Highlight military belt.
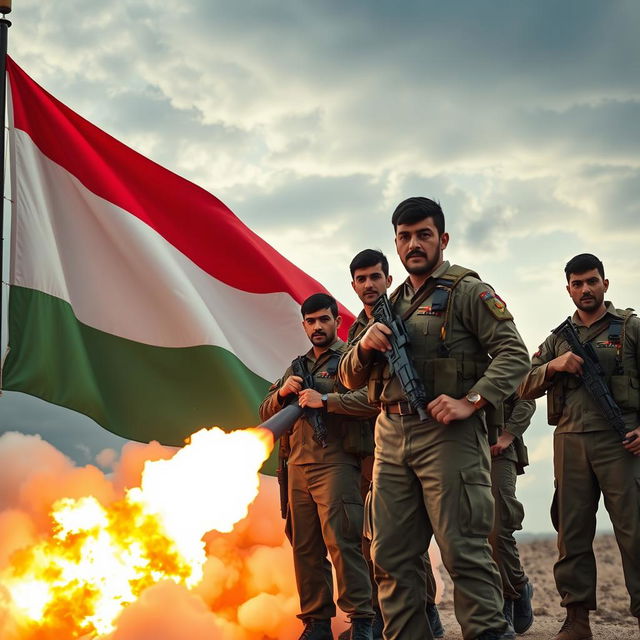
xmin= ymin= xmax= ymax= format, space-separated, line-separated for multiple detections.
xmin=382 ymin=401 xmax=417 ymax=416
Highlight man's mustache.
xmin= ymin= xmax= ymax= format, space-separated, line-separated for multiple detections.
xmin=312 ymin=331 xmax=326 ymax=337
xmin=406 ymin=250 xmax=427 ymax=260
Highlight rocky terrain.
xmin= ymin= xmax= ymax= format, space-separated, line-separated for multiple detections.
xmin=436 ymin=534 xmax=638 ymax=639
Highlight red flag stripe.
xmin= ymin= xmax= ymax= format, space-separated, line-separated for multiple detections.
xmin=6 ymin=57 xmax=354 ymax=332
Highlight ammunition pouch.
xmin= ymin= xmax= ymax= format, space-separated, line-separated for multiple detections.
xmin=610 ymin=375 xmax=640 ymax=412
xmin=341 ymin=418 xmax=375 ymax=458
xmin=547 ymin=378 xmax=565 ymax=426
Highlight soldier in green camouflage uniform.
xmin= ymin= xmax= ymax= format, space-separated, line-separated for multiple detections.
xmin=519 ymin=253 xmax=640 ymax=640
xmin=260 ymin=293 xmax=377 ymax=640
xmin=339 ymin=197 xmax=531 ymax=640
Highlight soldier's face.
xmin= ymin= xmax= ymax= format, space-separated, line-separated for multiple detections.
xmin=302 ymin=308 xmax=342 ymax=347
xmin=351 ymin=264 xmax=392 ymax=306
xmin=395 ymin=218 xmax=449 ymax=276
xmin=566 ymin=268 xmax=609 ymax=312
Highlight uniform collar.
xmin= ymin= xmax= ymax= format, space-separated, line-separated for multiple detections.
xmin=571 ymin=300 xmax=620 ymax=327
xmin=404 ymin=260 xmax=451 ymax=297
xmin=305 ymin=338 xmax=345 ymax=364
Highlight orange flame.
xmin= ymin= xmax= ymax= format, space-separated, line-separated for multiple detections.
xmin=2 ymin=427 xmax=273 ymax=638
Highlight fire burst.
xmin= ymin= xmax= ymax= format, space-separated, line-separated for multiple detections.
xmin=2 ymin=427 xmax=273 ymax=638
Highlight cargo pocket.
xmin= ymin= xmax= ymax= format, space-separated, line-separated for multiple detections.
xmin=363 ymin=489 xmax=373 ymax=542
xmin=550 ymin=480 xmax=559 ymax=533
xmin=498 ymin=489 xmax=524 ymax=532
xmin=459 ymin=466 xmax=493 ymax=537
xmin=610 ymin=375 xmax=640 ymax=411
xmin=342 ymin=497 xmax=365 ymax=539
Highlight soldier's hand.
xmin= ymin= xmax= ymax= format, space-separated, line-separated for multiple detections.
xmin=278 ymin=375 xmax=303 ymax=399
xmin=359 ymin=322 xmax=392 ymax=353
xmin=428 ymin=394 xmax=476 ymax=425
xmin=298 ymin=388 xmax=323 ymax=409
xmin=490 ymin=430 xmax=515 ymax=457
xmin=547 ymin=351 xmax=584 ymax=377
xmin=622 ymin=427 xmax=640 ymax=455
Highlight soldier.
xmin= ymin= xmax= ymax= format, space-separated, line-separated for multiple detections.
xmin=425 ymin=393 xmax=536 ymax=636
xmin=340 ymin=249 xmax=393 ymax=640
xmin=259 ymin=293 xmax=377 ymax=640
xmin=518 ymin=253 xmax=640 ymax=640
xmin=339 ymin=197 xmax=531 ymax=640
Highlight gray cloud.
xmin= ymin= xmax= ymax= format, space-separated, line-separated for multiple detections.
xmin=5 ymin=0 xmax=640 ymax=532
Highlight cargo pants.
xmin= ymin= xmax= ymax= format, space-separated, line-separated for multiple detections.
xmin=371 ymin=411 xmax=507 ymax=640
xmin=552 ymin=430 xmax=640 ymax=615
xmin=426 ymin=448 xmax=528 ymax=602
xmin=287 ymin=462 xmax=374 ymax=621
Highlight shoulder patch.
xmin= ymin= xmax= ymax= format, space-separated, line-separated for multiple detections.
xmin=479 ymin=290 xmax=513 ymax=321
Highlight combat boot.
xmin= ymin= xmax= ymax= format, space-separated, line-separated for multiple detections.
xmin=474 ymin=627 xmax=516 ymax=640
xmin=426 ymin=602 xmax=445 ymax=638
xmin=552 ymin=605 xmax=592 ymax=640
xmin=298 ymin=619 xmax=332 ymax=640
xmin=513 ymin=582 xmax=534 ymax=634
xmin=502 ymin=598 xmax=514 ymax=632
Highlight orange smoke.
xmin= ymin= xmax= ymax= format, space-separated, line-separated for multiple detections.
xmin=0 ymin=428 xmax=304 ymax=640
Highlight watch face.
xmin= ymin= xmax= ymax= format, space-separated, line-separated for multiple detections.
xmin=466 ymin=392 xmax=481 ymax=404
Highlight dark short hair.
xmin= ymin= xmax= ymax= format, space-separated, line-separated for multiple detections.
xmin=301 ymin=293 xmax=339 ymax=319
xmin=349 ymin=249 xmax=389 ymax=278
xmin=391 ymin=197 xmax=445 ymax=235
xmin=564 ymin=253 xmax=605 ymax=281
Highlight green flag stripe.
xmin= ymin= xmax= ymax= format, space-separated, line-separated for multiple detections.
xmin=4 ymin=286 xmax=279 ymax=473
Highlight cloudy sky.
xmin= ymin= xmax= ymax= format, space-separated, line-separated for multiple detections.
xmin=1 ymin=0 xmax=639 ymax=533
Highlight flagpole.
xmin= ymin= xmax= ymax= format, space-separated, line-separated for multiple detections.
xmin=0 ymin=0 xmax=11 ymax=375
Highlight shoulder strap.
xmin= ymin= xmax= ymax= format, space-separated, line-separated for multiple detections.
xmin=613 ymin=308 xmax=637 ymax=374
xmin=437 ymin=265 xmax=480 ymax=352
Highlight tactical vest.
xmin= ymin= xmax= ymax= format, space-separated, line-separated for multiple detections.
xmin=547 ymin=309 xmax=640 ymax=425
xmin=370 ymin=264 xmax=504 ymax=434
xmin=280 ymin=352 xmax=375 ymax=458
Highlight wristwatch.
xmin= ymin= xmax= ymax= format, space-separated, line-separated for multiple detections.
xmin=321 ymin=393 xmax=329 ymax=410
xmin=465 ymin=391 xmax=482 ymax=406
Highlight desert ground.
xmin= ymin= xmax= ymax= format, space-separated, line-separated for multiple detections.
xmin=436 ymin=534 xmax=638 ymax=639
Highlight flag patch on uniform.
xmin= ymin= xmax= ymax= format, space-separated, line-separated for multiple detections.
xmin=417 ymin=305 xmax=443 ymax=316
xmin=317 ymin=371 xmax=334 ymax=378
xmin=479 ymin=290 xmax=513 ymax=320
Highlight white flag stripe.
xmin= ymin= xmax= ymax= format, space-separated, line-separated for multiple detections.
xmin=11 ymin=128 xmax=310 ymax=382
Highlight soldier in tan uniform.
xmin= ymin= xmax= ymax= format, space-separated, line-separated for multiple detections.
xmin=341 ymin=249 xmax=393 ymax=640
xmin=518 ymin=253 xmax=640 ymax=640
xmin=259 ymin=293 xmax=376 ymax=640
xmin=426 ymin=393 xmax=536 ymax=635
xmin=339 ymin=197 xmax=531 ymax=640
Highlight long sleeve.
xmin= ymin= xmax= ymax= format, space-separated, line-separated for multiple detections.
xmin=504 ymin=396 xmax=536 ymax=438
xmin=327 ymin=385 xmax=379 ymax=418
xmin=258 ymin=368 xmax=291 ymax=421
xmin=518 ymin=335 xmax=557 ymax=400
xmin=338 ymin=343 xmax=376 ymax=391
xmin=459 ymin=280 xmax=531 ymax=407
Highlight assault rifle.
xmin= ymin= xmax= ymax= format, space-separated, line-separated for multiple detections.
xmin=552 ymin=318 xmax=636 ymax=444
xmin=372 ymin=293 xmax=429 ymax=421
xmin=291 ymin=356 xmax=329 ymax=448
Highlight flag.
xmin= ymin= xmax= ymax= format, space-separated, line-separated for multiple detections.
xmin=2 ymin=57 xmax=355 ymax=459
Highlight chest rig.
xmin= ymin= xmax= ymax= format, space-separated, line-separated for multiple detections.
xmin=547 ymin=308 xmax=639 ymax=425
xmin=385 ymin=265 xmax=484 ymax=401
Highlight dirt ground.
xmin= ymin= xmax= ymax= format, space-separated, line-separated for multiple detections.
xmin=436 ymin=534 xmax=638 ymax=639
